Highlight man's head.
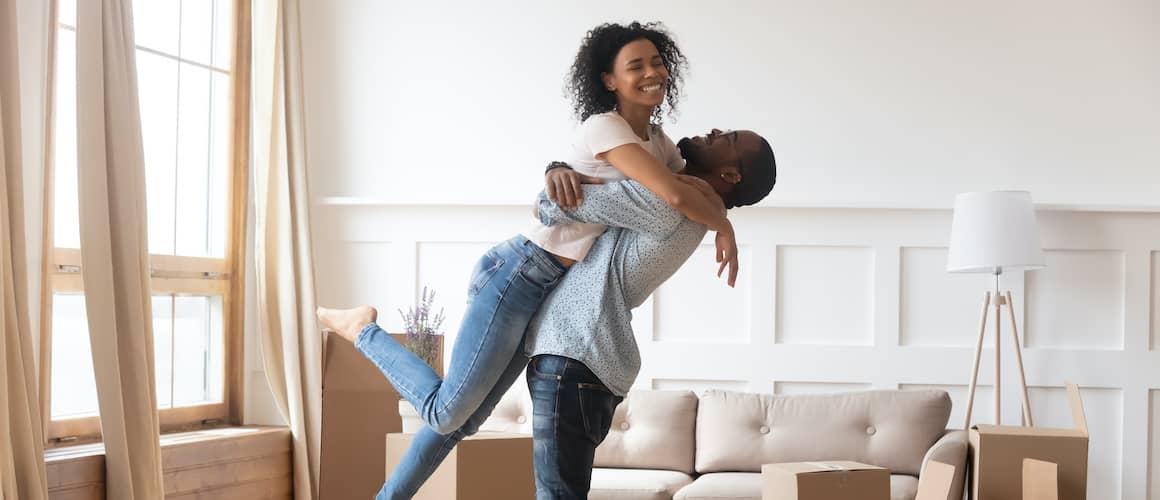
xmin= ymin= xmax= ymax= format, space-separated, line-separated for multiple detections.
xmin=677 ymin=129 xmax=776 ymax=208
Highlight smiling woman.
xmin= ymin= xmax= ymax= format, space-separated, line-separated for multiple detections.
xmin=41 ymin=0 xmax=250 ymax=445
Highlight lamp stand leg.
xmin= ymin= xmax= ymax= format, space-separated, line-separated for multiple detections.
xmin=994 ymin=274 xmax=1002 ymax=424
xmin=1006 ymin=291 xmax=1034 ymax=427
xmin=963 ymin=291 xmax=991 ymax=430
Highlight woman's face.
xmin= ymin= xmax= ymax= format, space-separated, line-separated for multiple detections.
xmin=602 ymin=38 xmax=668 ymax=112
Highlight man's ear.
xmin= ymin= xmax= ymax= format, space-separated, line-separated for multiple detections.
xmin=719 ymin=166 xmax=742 ymax=185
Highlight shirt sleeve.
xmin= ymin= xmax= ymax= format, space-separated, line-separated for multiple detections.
xmin=536 ymin=181 xmax=681 ymax=239
xmin=582 ymin=113 xmax=642 ymax=157
xmin=657 ymin=127 xmax=686 ymax=172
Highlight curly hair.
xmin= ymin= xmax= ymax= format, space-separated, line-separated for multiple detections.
xmin=566 ymin=21 xmax=688 ymax=124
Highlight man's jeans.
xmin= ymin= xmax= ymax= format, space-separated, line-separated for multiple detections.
xmin=527 ymin=355 xmax=624 ymax=500
xmin=354 ymin=235 xmax=566 ymax=499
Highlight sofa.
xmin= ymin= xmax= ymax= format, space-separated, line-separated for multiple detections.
xmin=403 ymin=386 xmax=968 ymax=500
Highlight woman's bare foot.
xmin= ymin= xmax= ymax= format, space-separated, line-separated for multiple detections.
xmin=316 ymin=305 xmax=378 ymax=343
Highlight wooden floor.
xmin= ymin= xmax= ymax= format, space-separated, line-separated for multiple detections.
xmin=46 ymin=426 xmax=291 ymax=500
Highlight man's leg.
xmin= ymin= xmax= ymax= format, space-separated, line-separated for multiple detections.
xmin=527 ymin=355 xmax=623 ymax=500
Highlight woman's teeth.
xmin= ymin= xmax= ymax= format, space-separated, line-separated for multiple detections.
xmin=639 ymin=84 xmax=662 ymax=93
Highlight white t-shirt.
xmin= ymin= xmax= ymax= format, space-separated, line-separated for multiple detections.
xmin=524 ymin=111 xmax=685 ymax=261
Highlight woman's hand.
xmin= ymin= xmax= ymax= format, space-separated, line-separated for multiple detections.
xmin=546 ymin=166 xmax=604 ymax=210
xmin=715 ymin=224 xmax=739 ymax=288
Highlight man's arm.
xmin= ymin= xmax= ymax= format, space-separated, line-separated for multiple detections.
xmin=537 ymin=181 xmax=681 ymax=239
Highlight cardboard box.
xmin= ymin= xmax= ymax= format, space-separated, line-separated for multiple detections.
xmin=969 ymin=382 xmax=1088 ymax=500
xmin=915 ymin=461 xmax=956 ymax=500
xmin=1023 ymin=459 xmax=1060 ymax=500
xmin=385 ymin=432 xmax=535 ymax=499
xmin=762 ymin=461 xmax=889 ymax=500
xmin=319 ymin=332 xmax=442 ymax=499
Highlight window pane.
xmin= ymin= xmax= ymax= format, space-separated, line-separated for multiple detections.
xmin=59 ymin=0 xmax=76 ymax=26
xmin=50 ymin=293 xmax=98 ymax=419
xmin=133 ymin=0 xmax=180 ymax=55
xmin=153 ymin=295 xmax=174 ymax=409
xmin=179 ymin=0 xmax=214 ymax=66
xmin=172 ymin=295 xmax=224 ymax=406
xmin=137 ymin=49 xmax=179 ymax=255
xmin=53 ymin=28 xmax=80 ymax=249
xmin=211 ymin=0 xmax=234 ymax=69
xmin=175 ymin=64 xmax=212 ymax=257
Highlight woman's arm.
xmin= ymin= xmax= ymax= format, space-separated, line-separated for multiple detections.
xmin=599 ymin=143 xmax=732 ymax=233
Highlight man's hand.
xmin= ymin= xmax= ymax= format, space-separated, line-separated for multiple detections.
xmin=674 ymin=174 xmax=725 ymax=217
xmin=546 ymin=166 xmax=604 ymax=210
xmin=715 ymin=225 xmax=739 ymax=288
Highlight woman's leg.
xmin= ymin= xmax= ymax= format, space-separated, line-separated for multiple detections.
xmin=376 ymin=342 xmax=532 ymax=499
xmin=321 ymin=235 xmax=565 ymax=434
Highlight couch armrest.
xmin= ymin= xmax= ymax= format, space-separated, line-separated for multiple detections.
xmin=920 ymin=429 xmax=968 ymax=500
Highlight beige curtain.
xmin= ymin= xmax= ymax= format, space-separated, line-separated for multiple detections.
xmin=0 ymin=0 xmax=50 ymax=497
xmin=74 ymin=1 xmax=164 ymax=498
xmin=252 ymin=0 xmax=323 ymax=498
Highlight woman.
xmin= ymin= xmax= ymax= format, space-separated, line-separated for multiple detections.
xmin=317 ymin=21 xmax=738 ymax=499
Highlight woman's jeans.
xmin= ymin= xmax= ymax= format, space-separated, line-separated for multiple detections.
xmin=354 ymin=235 xmax=566 ymax=499
xmin=527 ymin=355 xmax=623 ymax=500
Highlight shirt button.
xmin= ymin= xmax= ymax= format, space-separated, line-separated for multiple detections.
xmin=620 ymin=422 xmax=630 ymax=431
xmin=759 ymin=426 xmax=770 ymax=434
xmin=866 ymin=426 xmax=876 ymax=435
xmin=516 ymin=416 xmax=526 ymax=424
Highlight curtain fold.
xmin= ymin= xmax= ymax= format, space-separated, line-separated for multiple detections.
xmin=252 ymin=0 xmax=323 ymax=498
xmin=74 ymin=0 xmax=164 ymax=498
xmin=0 ymin=0 xmax=50 ymax=497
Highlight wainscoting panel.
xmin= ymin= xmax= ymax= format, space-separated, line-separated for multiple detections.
xmin=776 ymin=245 xmax=875 ymax=346
xmin=773 ymin=381 xmax=872 ymax=395
xmin=651 ymin=378 xmax=749 ymax=394
xmin=1026 ymin=250 xmax=1126 ymax=349
xmin=312 ymin=202 xmax=1160 ymax=500
xmin=654 ymin=245 xmax=753 ymax=343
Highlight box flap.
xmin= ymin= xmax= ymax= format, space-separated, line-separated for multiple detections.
xmin=765 ymin=461 xmax=886 ymax=475
xmin=322 ymin=333 xmax=395 ymax=393
xmin=915 ymin=461 xmax=955 ymax=500
xmin=1065 ymin=382 xmax=1088 ymax=436
xmin=973 ymin=424 xmax=1086 ymax=438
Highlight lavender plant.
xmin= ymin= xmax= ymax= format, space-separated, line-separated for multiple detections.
xmin=398 ymin=287 xmax=444 ymax=367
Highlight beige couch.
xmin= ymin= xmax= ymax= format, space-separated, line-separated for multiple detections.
xmin=406 ymin=386 xmax=967 ymax=500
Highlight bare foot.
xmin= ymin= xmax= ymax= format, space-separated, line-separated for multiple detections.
xmin=316 ymin=305 xmax=377 ymax=343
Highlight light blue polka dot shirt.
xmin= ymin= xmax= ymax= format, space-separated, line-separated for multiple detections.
xmin=524 ymin=180 xmax=707 ymax=396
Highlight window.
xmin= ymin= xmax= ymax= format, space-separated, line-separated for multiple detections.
xmin=42 ymin=0 xmax=249 ymax=443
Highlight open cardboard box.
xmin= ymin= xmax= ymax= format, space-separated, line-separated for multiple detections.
xmin=969 ymin=382 xmax=1088 ymax=500
xmin=385 ymin=431 xmax=535 ymax=499
xmin=762 ymin=461 xmax=890 ymax=500
xmin=319 ymin=332 xmax=443 ymax=499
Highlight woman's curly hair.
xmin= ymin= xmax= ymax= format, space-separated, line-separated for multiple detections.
xmin=566 ymin=21 xmax=688 ymax=124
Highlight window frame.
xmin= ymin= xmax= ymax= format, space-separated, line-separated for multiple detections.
xmin=39 ymin=0 xmax=252 ymax=446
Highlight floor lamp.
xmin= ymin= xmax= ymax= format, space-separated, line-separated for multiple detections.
xmin=947 ymin=191 xmax=1045 ymax=429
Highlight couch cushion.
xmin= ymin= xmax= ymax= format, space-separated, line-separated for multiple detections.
xmin=674 ymin=473 xmax=760 ymax=500
xmin=589 ymin=468 xmax=695 ymax=500
xmin=595 ymin=390 xmax=698 ymax=474
xmin=695 ymin=389 xmax=950 ymax=475
xmin=890 ymin=474 xmax=919 ymax=500
xmin=478 ymin=373 xmax=534 ymax=434
xmin=674 ymin=472 xmax=921 ymax=500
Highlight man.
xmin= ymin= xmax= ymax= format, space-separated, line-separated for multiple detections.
xmin=526 ymin=128 xmax=777 ymax=499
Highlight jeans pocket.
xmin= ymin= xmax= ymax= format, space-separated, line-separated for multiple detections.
xmin=577 ymin=383 xmax=620 ymax=445
xmin=467 ymin=251 xmax=505 ymax=297
xmin=517 ymin=254 xmax=563 ymax=291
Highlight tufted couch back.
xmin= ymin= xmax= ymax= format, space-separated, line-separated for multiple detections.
xmin=593 ymin=390 xmax=699 ymax=474
xmin=694 ymin=389 xmax=951 ymax=475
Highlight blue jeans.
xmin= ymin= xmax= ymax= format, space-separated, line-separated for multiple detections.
xmin=527 ymin=355 xmax=624 ymax=500
xmin=354 ymin=235 xmax=566 ymax=499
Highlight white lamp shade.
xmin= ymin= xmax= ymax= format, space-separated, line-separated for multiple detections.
xmin=946 ymin=191 xmax=1046 ymax=273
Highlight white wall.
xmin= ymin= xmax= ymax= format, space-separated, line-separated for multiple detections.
xmin=298 ymin=1 xmax=1160 ymax=498
xmin=299 ymin=0 xmax=1159 ymax=209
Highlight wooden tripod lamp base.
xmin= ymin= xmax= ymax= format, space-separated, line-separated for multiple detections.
xmin=962 ymin=289 xmax=1033 ymax=429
